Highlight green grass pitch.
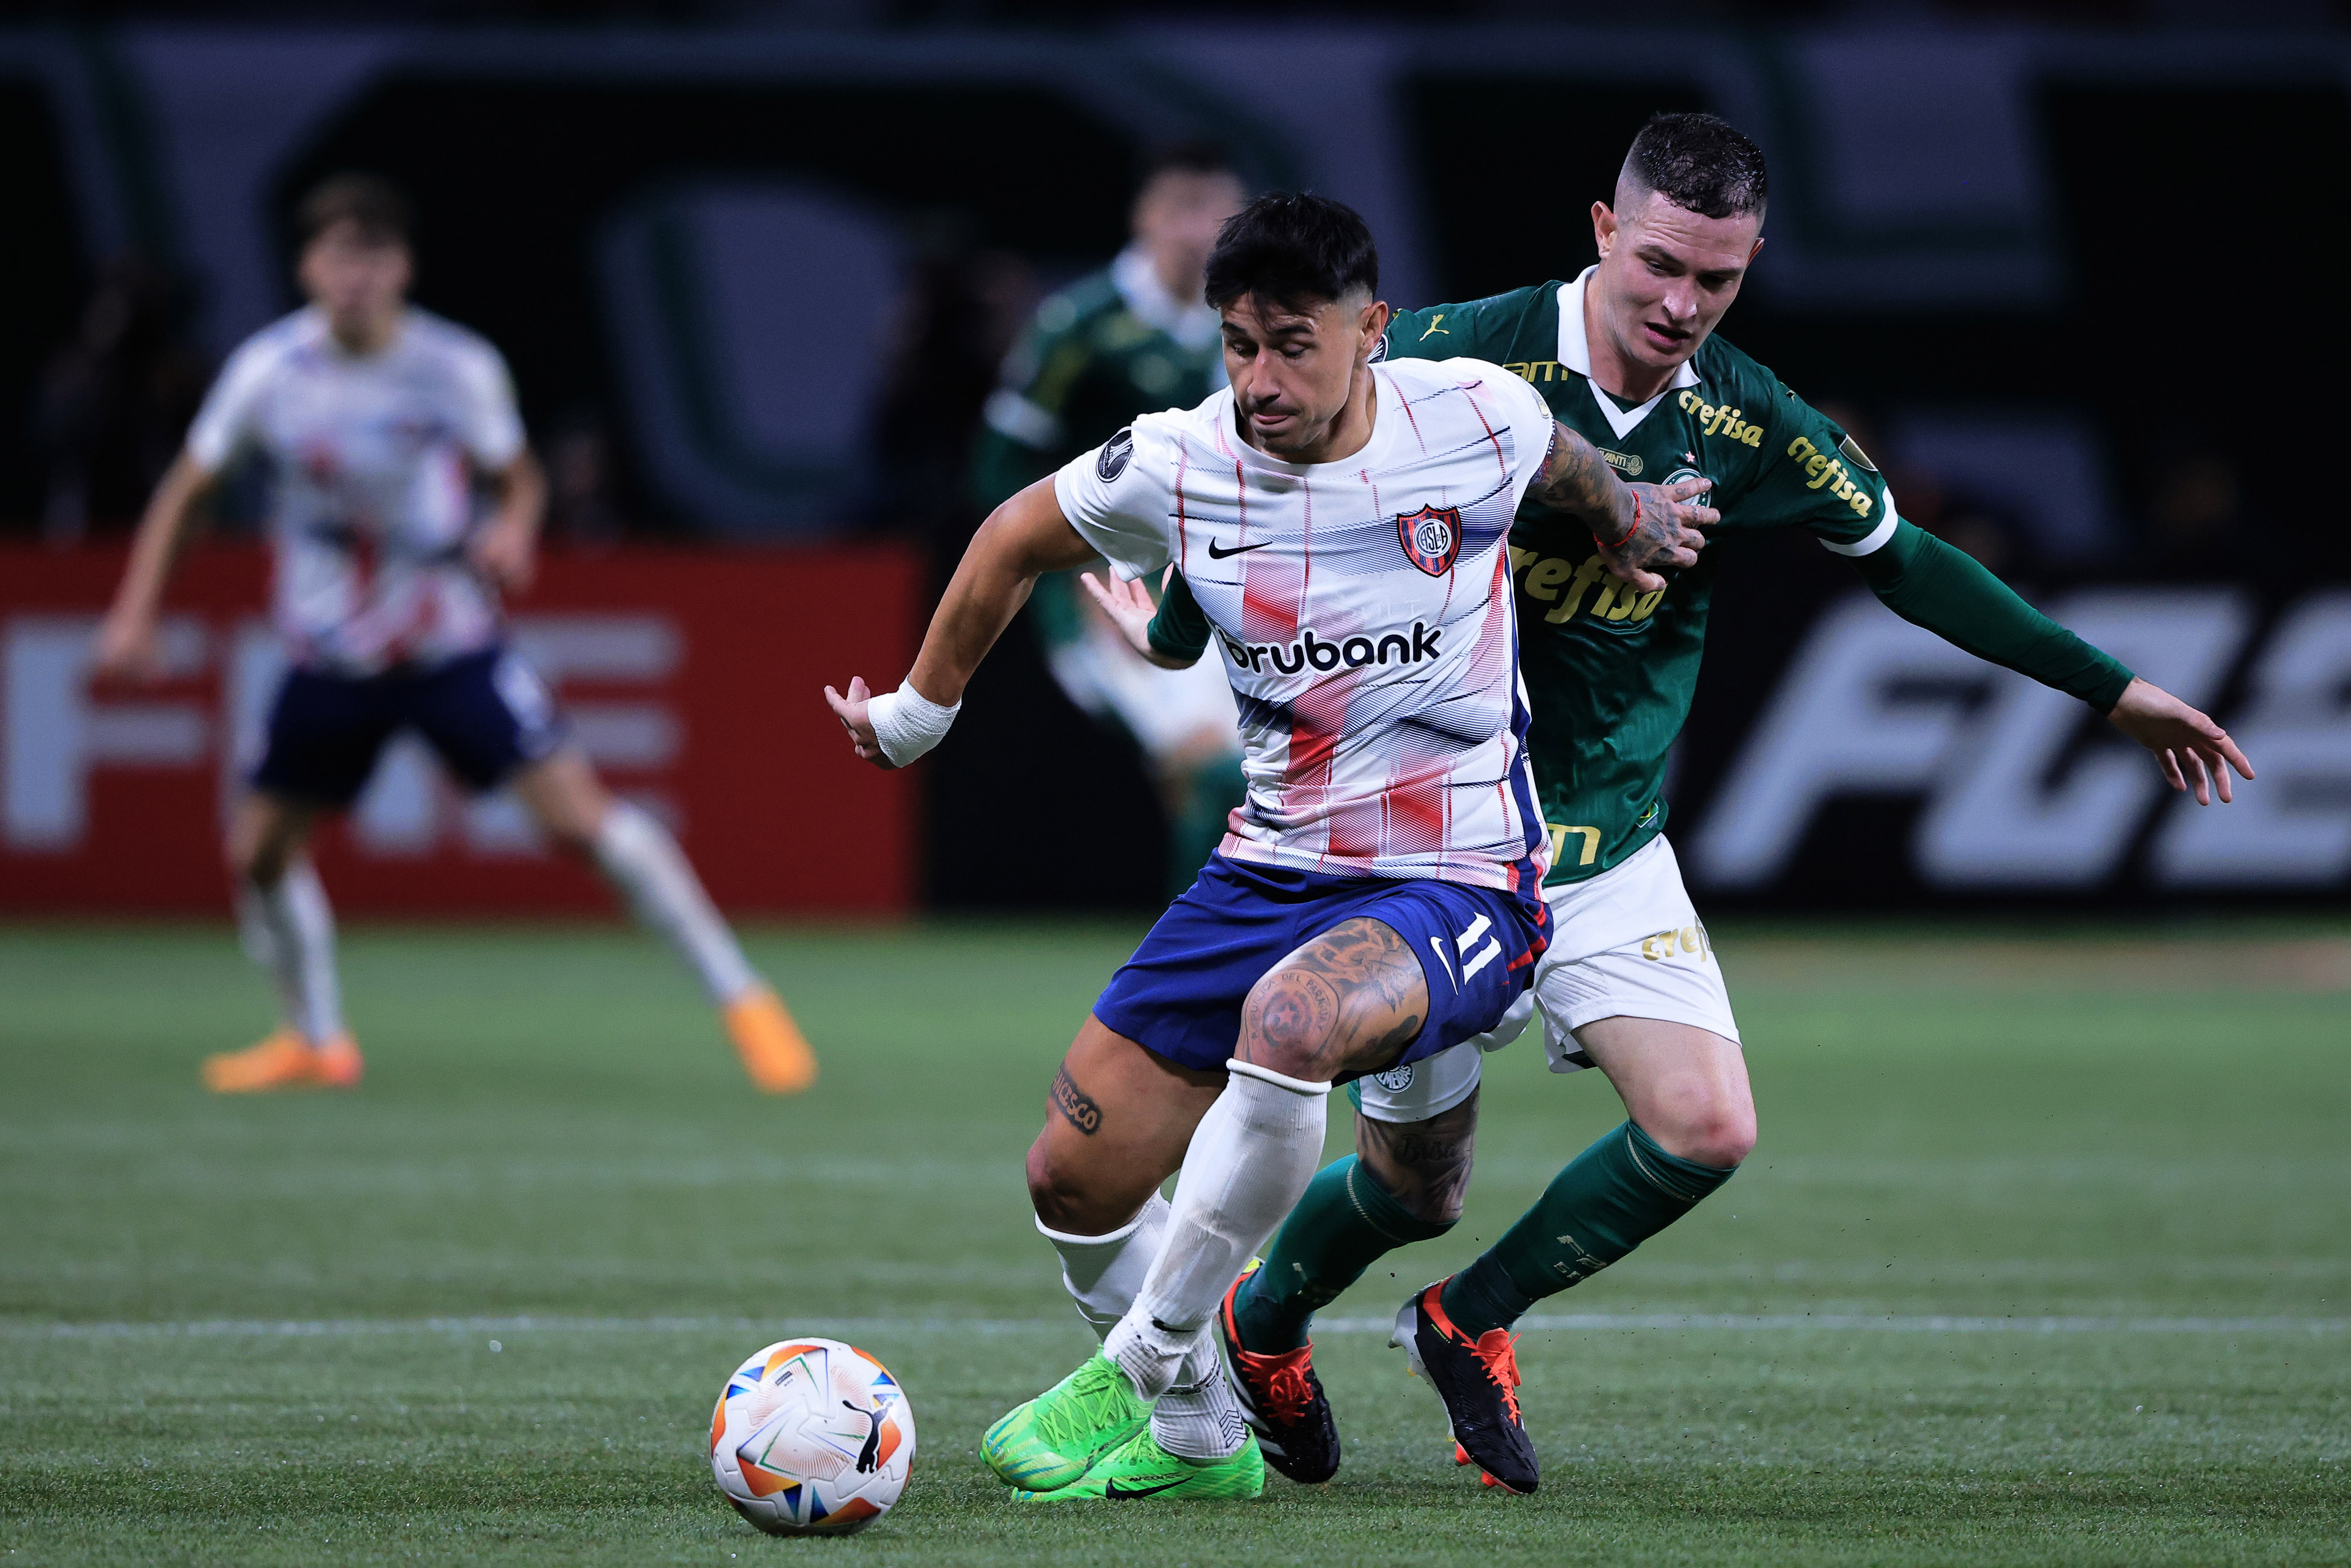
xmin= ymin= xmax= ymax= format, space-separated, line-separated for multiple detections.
xmin=2 ymin=917 xmax=2346 ymax=1565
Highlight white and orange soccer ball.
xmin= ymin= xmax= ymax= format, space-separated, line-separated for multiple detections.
xmin=708 ymin=1338 xmax=915 ymax=1535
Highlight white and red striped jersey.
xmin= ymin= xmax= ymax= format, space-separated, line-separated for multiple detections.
xmin=1054 ymin=356 xmax=1556 ymax=893
xmin=187 ymin=307 xmax=525 ymax=674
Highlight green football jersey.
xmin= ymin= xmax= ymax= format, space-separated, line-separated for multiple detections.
xmin=970 ymin=249 xmax=1225 ymax=650
xmin=1385 ymin=272 xmax=1894 ymax=886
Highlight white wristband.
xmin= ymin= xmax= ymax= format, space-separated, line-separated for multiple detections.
xmin=866 ymin=679 xmax=960 ymax=768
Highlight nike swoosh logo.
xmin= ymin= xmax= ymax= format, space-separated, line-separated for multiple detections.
xmin=1207 ymin=540 xmax=1271 ymax=559
xmin=1102 ymin=1476 xmax=1188 ymax=1499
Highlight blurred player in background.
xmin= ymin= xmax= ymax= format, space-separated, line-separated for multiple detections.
xmin=92 ymin=174 xmax=816 ymax=1097
xmin=969 ymin=143 xmax=1250 ymax=896
xmin=1204 ymin=113 xmax=2255 ymax=1495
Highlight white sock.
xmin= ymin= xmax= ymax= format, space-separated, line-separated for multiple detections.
xmin=1040 ymin=1196 xmax=1244 ymax=1456
xmin=1039 ymin=1192 xmax=1170 ymax=1341
xmin=1105 ymin=1061 xmax=1330 ymax=1399
xmin=239 ymin=859 xmax=343 ymax=1045
xmin=1151 ymin=1341 xmax=1249 ymax=1461
xmin=591 ymin=800 xmax=758 ymax=1004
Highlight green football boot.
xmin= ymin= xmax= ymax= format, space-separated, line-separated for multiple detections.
xmin=980 ymin=1353 xmax=1149 ymax=1490
xmin=1012 ymin=1422 xmax=1265 ymax=1503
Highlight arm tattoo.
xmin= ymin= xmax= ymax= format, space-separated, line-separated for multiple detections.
xmin=1529 ymin=420 xmax=1633 ymax=538
xmin=1050 ymin=1064 xmax=1102 ymax=1135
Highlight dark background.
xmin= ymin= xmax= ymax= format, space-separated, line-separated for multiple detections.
xmin=5 ymin=5 xmax=2346 ymax=911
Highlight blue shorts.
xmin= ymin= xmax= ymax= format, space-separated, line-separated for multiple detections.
xmin=250 ymin=645 xmax=565 ymax=809
xmin=1092 ymin=855 xmax=1549 ymax=1078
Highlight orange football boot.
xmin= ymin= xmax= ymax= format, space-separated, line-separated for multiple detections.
xmin=310 ymin=1033 xmax=365 ymax=1087
xmin=725 ymin=986 xmax=818 ymax=1094
xmin=202 ymin=1029 xmax=364 ymax=1093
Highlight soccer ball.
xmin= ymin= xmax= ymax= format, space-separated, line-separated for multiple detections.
xmin=708 ymin=1338 xmax=915 ymax=1535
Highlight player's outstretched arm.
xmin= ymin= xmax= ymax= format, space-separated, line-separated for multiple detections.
xmin=1847 ymin=522 xmax=2253 ymax=805
xmin=1525 ymin=421 xmax=1717 ymax=592
xmin=2105 ymin=677 xmax=2254 ymax=806
xmin=93 ymin=450 xmax=219 ymax=682
xmin=823 ymin=477 xmax=1098 ymax=769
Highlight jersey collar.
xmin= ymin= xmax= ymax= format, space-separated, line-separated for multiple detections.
xmin=1555 ymin=267 xmax=1700 ymax=441
xmin=1113 ymin=246 xmax=1222 ymax=351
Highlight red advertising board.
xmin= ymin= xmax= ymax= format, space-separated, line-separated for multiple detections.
xmin=0 ymin=544 xmax=922 ymax=915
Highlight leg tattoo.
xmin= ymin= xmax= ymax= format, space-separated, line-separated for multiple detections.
xmin=1051 ymin=1064 xmax=1103 ymax=1135
xmin=1239 ymin=917 xmax=1428 ymax=1081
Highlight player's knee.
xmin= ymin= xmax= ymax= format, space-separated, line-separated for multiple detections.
xmin=1691 ymin=1111 xmax=1756 ymax=1170
xmin=1357 ymin=1103 xmax=1475 ymax=1228
xmin=1025 ymin=1136 xmax=1112 ymax=1234
xmin=1394 ymin=1177 xmax=1464 ymax=1229
xmin=229 ymin=832 xmax=284 ymax=887
xmin=1651 ymin=1097 xmax=1755 ymax=1170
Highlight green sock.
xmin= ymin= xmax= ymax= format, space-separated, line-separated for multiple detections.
xmin=1167 ymin=756 xmax=1247 ymax=899
xmin=1441 ymin=1120 xmax=1736 ymax=1337
xmin=1232 ymin=1155 xmax=1453 ymax=1352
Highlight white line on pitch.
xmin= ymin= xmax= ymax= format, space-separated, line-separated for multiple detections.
xmin=8 ymin=1312 xmax=2345 ymax=1341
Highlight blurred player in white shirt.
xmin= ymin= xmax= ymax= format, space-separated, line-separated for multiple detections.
xmin=95 ymin=175 xmax=815 ymax=1095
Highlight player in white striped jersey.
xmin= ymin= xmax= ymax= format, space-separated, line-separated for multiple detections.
xmin=95 ymin=174 xmax=813 ymax=1097
xmin=824 ymin=193 xmax=1714 ymax=1500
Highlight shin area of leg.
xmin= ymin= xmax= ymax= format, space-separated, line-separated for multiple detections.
xmin=1107 ymin=1060 xmax=1330 ymax=1401
xmin=240 ymin=858 xmax=343 ymax=1046
xmin=1442 ymin=1020 xmax=1746 ymax=1335
xmin=588 ymin=798 xmax=758 ymax=1004
xmin=1039 ymin=1193 xmax=1170 ymax=1341
xmin=1233 ymin=1045 xmax=1488 ymax=1351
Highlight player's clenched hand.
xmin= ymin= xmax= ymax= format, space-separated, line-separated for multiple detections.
xmin=1080 ymin=568 xmax=1162 ymax=659
xmin=468 ymin=517 xmax=537 ymax=593
xmin=823 ymin=676 xmax=897 ymax=769
xmin=91 ymin=608 xmax=163 ymax=684
xmin=1601 ymin=478 xmax=1717 ymax=594
xmin=2105 ymin=676 xmax=2253 ymax=806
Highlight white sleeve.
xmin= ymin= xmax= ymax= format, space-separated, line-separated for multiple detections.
xmin=183 ymin=337 xmax=276 ymax=474
xmin=1499 ymin=370 xmax=1557 ymax=505
xmin=448 ymin=338 xmax=526 ymax=469
xmin=1050 ymin=421 xmax=1175 ymax=581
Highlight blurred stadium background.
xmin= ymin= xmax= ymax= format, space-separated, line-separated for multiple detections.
xmin=7 ymin=4 xmax=2350 ymax=914
xmin=2 ymin=4 xmax=2346 ymax=1564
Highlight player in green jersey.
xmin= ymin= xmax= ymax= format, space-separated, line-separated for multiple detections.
xmin=1197 ymin=113 xmax=2256 ymax=1494
xmin=970 ymin=143 xmax=1250 ymax=894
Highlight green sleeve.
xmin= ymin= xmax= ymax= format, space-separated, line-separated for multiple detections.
xmin=1383 ymin=286 xmax=1543 ymax=366
xmin=1145 ymin=569 xmax=1214 ymax=664
xmin=967 ymin=297 xmax=1098 ymax=511
xmin=1850 ymin=522 xmax=2135 ymax=712
xmin=969 ymin=426 xmax=1054 ymax=513
xmin=1725 ymin=378 xmax=1889 ymax=550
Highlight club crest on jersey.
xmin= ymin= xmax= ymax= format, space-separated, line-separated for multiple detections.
xmin=1396 ymin=504 xmax=1462 ymax=577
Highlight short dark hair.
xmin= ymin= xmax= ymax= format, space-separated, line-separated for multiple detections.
xmin=296 ymin=173 xmax=413 ymax=247
xmin=1621 ymin=112 xmax=1768 ymax=222
xmin=1140 ymin=139 xmax=1238 ymax=186
xmin=1203 ymin=192 xmax=1378 ymax=313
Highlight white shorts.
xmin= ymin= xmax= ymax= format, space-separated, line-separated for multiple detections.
xmin=1350 ymin=835 xmax=1739 ymax=1124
